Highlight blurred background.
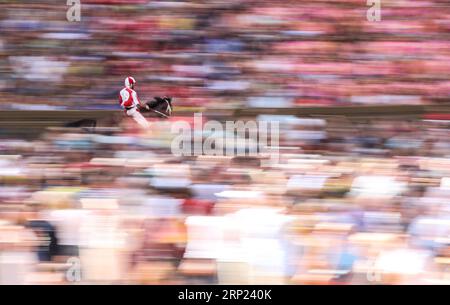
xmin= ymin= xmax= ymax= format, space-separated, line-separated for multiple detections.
xmin=0 ymin=0 xmax=450 ymax=284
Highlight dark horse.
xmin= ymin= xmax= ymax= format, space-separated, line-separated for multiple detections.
xmin=64 ymin=97 xmax=173 ymax=131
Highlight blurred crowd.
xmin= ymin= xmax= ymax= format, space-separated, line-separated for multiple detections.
xmin=0 ymin=115 xmax=449 ymax=284
xmin=0 ymin=0 xmax=449 ymax=286
xmin=0 ymin=0 xmax=449 ymax=110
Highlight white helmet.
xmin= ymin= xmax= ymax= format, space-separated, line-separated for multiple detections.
xmin=124 ymin=76 xmax=136 ymax=88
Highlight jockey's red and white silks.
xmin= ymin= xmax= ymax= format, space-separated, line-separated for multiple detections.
xmin=119 ymin=87 xmax=140 ymax=108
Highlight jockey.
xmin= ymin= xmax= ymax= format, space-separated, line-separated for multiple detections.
xmin=118 ymin=76 xmax=150 ymax=129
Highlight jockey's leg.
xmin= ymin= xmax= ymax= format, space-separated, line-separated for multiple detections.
xmin=126 ymin=108 xmax=150 ymax=129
